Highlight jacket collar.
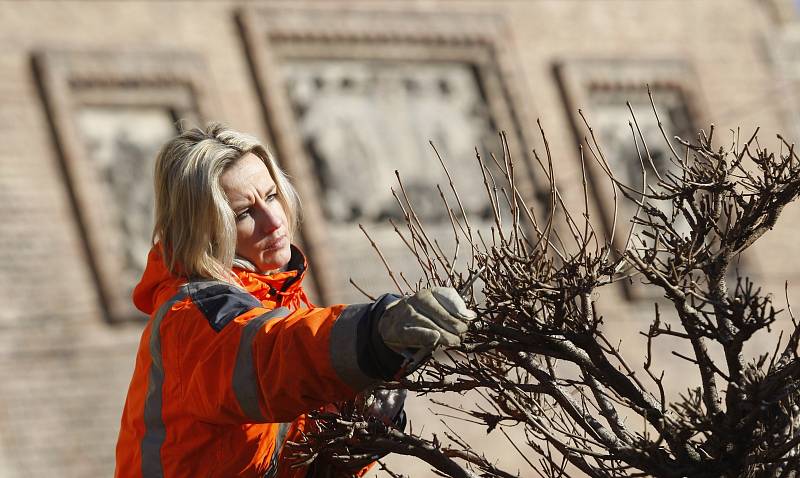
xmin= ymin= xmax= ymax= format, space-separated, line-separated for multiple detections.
xmin=133 ymin=244 xmax=310 ymax=315
xmin=232 ymin=245 xmax=309 ymax=303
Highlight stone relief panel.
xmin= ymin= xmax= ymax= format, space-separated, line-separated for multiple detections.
xmin=238 ymin=8 xmax=538 ymax=304
xmin=75 ymin=106 xmax=177 ymax=307
xmin=282 ymin=60 xmax=502 ymax=303
xmin=587 ymin=84 xmax=695 ymax=237
xmin=34 ymin=51 xmax=216 ymax=321
xmin=283 ymin=60 xmax=496 ymax=225
xmin=555 ymin=60 xmax=707 ymax=300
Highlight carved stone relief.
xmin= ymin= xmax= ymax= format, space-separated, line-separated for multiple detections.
xmin=283 ymin=59 xmax=496 ymax=224
xmin=75 ymin=106 xmax=177 ymax=305
xmin=555 ymin=59 xmax=707 ymax=299
xmin=238 ymin=7 xmax=538 ymax=303
xmin=282 ymin=59 xmax=503 ymax=302
xmin=587 ymin=84 xmax=694 ymax=237
xmin=34 ymin=51 xmax=216 ymax=321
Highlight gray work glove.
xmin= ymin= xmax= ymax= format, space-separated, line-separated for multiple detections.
xmin=378 ymin=287 xmax=477 ymax=354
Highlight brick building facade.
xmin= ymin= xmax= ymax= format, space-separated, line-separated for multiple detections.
xmin=1 ymin=1 xmax=799 ymax=476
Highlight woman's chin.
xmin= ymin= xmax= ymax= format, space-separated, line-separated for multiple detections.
xmin=257 ymin=246 xmax=292 ymax=273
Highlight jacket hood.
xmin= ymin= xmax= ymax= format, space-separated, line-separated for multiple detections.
xmin=133 ymin=244 xmax=311 ymax=316
xmin=132 ymin=244 xmax=185 ymax=316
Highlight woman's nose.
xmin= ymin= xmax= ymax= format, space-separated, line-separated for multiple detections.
xmin=256 ymin=203 xmax=281 ymax=233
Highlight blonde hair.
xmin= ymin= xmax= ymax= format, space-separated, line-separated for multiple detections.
xmin=152 ymin=122 xmax=300 ymax=282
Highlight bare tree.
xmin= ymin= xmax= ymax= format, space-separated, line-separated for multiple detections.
xmin=287 ymin=94 xmax=800 ymax=478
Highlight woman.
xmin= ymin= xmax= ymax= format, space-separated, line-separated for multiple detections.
xmin=115 ymin=123 xmax=475 ymax=478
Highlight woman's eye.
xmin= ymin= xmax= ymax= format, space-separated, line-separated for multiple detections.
xmin=236 ymin=210 xmax=251 ymax=221
xmin=265 ymin=193 xmax=278 ymax=202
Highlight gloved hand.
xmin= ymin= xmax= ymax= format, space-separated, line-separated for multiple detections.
xmin=355 ymin=388 xmax=407 ymax=426
xmin=307 ymin=389 xmax=408 ymax=476
xmin=378 ymin=287 xmax=477 ymax=354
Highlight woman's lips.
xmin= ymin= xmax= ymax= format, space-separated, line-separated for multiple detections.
xmin=261 ymin=233 xmax=287 ymax=252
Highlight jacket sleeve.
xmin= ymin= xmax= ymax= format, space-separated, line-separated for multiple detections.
xmin=179 ymin=283 xmax=404 ymax=424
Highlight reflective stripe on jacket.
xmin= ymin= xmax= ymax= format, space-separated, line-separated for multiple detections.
xmin=115 ymin=245 xmax=403 ymax=478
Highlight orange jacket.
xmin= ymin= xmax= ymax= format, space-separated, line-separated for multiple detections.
xmin=115 ymin=245 xmax=403 ymax=478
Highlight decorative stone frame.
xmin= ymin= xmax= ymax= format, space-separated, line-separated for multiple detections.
xmin=236 ymin=6 xmax=540 ymax=303
xmin=33 ymin=50 xmax=217 ymax=322
xmin=554 ymin=59 xmax=709 ymax=300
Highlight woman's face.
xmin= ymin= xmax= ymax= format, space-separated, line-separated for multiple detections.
xmin=220 ymin=152 xmax=291 ymax=273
